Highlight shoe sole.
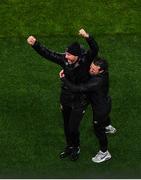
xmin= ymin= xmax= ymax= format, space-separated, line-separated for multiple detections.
xmin=106 ymin=130 xmax=117 ymax=134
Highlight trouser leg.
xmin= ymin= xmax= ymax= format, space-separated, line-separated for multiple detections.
xmin=61 ymin=105 xmax=85 ymax=147
xmin=61 ymin=104 xmax=72 ymax=146
xmin=93 ymin=114 xmax=108 ymax=152
xmin=104 ymin=116 xmax=111 ymax=127
xmin=69 ymin=107 xmax=85 ymax=147
xmin=104 ymin=96 xmax=112 ymax=127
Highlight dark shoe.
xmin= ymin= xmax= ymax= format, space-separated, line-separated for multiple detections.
xmin=59 ymin=146 xmax=73 ymax=159
xmin=69 ymin=147 xmax=80 ymax=161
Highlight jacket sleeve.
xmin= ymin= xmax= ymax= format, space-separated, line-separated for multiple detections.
xmin=85 ymin=35 xmax=99 ymax=63
xmin=32 ymin=41 xmax=65 ymax=66
xmin=61 ymin=77 xmax=102 ymax=93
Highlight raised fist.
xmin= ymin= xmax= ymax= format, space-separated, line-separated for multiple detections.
xmin=27 ymin=36 xmax=36 ymax=46
xmin=79 ymin=29 xmax=89 ymax=38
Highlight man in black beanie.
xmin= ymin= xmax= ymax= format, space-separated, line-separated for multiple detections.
xmin=27 ymin=29 xmax=99 ymax=161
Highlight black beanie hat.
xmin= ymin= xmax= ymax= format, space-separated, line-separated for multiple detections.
xmin=66 ymin=42 xmax=81 ymax=56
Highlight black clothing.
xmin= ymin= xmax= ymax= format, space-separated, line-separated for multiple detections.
xmin=61 ymin=105 xmax=85 ymax=147
xmin=32 ymin=35 xmax=98 ymax=83
xmin=93 ymin=114 xmax=110 ymax=152
xmin=32 ymin=35 xmax=99 ymax=148
xmin=32 ymin=35 xmax=98 ymax=107
xmin=61 ymin=71 xmax=111 ymax=151
xmin=61 ymin=71 xmax=110 ymax=115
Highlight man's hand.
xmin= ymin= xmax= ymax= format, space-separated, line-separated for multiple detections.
xmin=79 ymin=29 xmax=89 ymax=38
xmin=59 ymin=70 xmax=65 ymax=78
xmin=27 ymin=36 xmax=36 ymax=46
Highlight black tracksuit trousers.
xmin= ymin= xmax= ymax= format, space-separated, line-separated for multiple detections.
xmin=61 ymin=104 xmax=86 ymax=148
xmin=92 ymin=98 xmax=111 ymax=152
xmin=92 ymin=96 xmax=112 ymax=152
xmin=93 ymin=113 xmax=111 ymax=152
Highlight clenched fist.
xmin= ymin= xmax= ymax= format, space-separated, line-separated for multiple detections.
xmin=79 ymin=29 xmax=89 ymax=38
xmin=27 ymin=36 xmax=36 ymax=46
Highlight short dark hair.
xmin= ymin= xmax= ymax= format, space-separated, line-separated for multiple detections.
xmin=93 ymin=57 xmax=108 ymax=71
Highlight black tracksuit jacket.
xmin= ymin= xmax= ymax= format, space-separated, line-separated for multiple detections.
xmin=32 ymin=35 xmax=99 ymax=108
xmin=61 ymin=71 xmax=111 ymax=116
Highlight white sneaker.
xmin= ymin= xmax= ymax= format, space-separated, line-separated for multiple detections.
xmin=105 ymin=125 xmax=116 ymax=134
xmin=92 ymin=150 xmax=111 ymax=163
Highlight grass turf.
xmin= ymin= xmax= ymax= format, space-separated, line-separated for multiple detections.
xmin=0 ymin=0 xmax=141 ymax=178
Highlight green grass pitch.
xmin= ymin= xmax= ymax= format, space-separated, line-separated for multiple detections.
xmin=0 ymin=0 xmax=140 ymax=178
